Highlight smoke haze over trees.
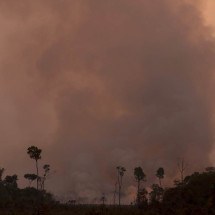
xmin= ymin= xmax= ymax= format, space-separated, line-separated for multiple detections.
xmin=0 ymin=0 xmax=215 ymax=202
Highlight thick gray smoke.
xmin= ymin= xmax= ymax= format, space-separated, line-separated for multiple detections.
xmin=0 ymin=0 xmax=215 ymax=203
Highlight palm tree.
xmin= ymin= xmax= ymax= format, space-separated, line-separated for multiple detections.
xmin=156 ymin=167 xmax=164 ymax=187
xmin=134 ymin=167 xmax=146 ymax=205
xmin=27 ymin=146 xmax=42 ymax=190
xmin=116 ymin=166 xmax=126 ymax=206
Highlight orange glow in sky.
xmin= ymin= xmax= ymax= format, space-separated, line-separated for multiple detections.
xmin=204 ymin=0 xmax=215 ymax=33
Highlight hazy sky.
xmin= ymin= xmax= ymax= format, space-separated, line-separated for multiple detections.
xmin=0 ymin=0 xmax=215 ymax=203
xmin=205 ymin=0 xmax=215 ymax=31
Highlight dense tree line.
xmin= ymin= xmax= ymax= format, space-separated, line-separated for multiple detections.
xmin=0 ymin=146 xmax=215 ymax=215
xmin=0 ymin=146 xmax=55 ymax=214
xmin=110 ymin=165 xmax=215 ymax=214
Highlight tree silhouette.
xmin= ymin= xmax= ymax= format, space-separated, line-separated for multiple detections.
xmin=156 ymin=167 xmax=164 ymax=187
xmin=100 ymin=193 xmax=106 ymax=205
xmin=138 ymin=188 xmax=148 ymax=208
xmin=205 ymin=166 xmax=215 ymax=173
xmin=116 ymin=166 xmax=126 ymax=206
xmin=177 ymin=159 xmax=187 ymax=183
xmin=0 ymin=168 xmax=5 ymax=182
xmin=149 ymin=184 xmax=164 ymax=203
xmin=134 ymin=167 xmax=146 ymax=205
xmin=27 ymin=146 xmax=42 ymax=190
xmin=40 ymin=164 xmax=50 ymax=190
xmin=24 ymin=174 xmax=37 ymax=187
xmin=4 ymin=174 xmax=18 ymax=188
xmin=113 ymin=181 xmax=117 ymax=205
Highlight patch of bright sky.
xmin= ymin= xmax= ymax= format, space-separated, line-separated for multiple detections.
xmin=204 ymin=0 xmax=215 ymax=35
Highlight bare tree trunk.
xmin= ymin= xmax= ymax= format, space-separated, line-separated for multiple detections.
xmin=36 ymin=160 xmax=39 ymax=190
xmin=113 ymin=182 xmax=117 ymax=205
xmin=43 ymin=179 xmax=45 ymax=190
xmin=119 ymin=185 xmax=121 ymax=206
xmin=137 ymin=180 xmax=140 ymax=205
xmin=118 ymin=173 xmax=121 ymax=206
xmin=159 ymin=178 xmax=162 ymax=187
xmin=178 ymin=159 xmax=186 ymax=183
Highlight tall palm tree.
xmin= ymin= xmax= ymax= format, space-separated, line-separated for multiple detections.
xmin=116 ymin=166 xmax=126 ymax=206
xmin=134 ymin=167 xmax=146 ymax=205
xmin=156 ymin=167 xmax=164 ymax=187
xmin=27 ymin=146 xmax=42 ymax=190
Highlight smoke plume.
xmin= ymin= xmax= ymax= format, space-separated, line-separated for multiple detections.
xmin=0 ymin=0 xmax=215 ymax=203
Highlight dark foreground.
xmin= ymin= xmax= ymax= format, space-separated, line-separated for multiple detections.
xmin=1 ymin=170 xmax=215 ymax=215
xmin=0 ymin=204 xmax=215 ymax=215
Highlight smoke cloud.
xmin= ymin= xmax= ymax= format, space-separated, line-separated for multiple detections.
xmin=0 ymin=0 xmax=215 ymax=203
